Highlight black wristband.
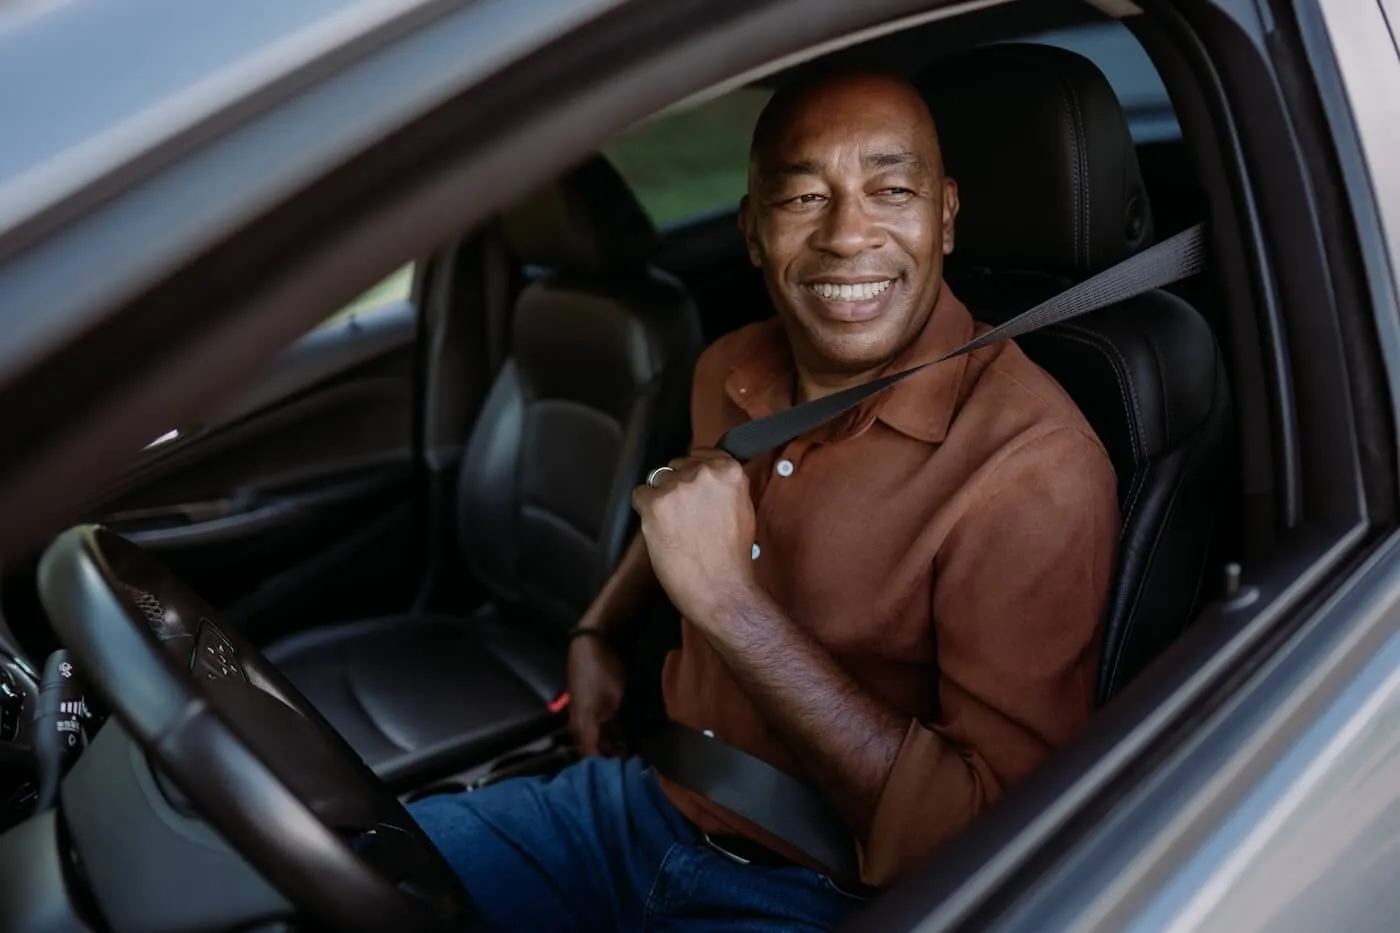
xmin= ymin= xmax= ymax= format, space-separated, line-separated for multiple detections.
xmin=567 ymin=626 xmax=614 ymax=647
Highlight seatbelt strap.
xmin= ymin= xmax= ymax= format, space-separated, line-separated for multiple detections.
xmin=643 ymin=724 xmax=862 ymax=883
xmin=718 ymin=223 xmax=1207 ymax=463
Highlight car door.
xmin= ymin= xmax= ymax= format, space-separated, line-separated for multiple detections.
xmin=85 ymin=266 xmax=426 ymax=641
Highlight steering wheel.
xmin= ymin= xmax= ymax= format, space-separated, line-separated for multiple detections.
xmin=37 ymin=525 xmax=474 ymax=932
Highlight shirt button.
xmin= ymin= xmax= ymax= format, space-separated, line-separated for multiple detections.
xmin=776 ymin=458 xmax=795 ymax=477
xmin=751 ymin=543 xmax=761 ymax=560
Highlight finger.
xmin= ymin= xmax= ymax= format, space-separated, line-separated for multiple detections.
xmin=684 ymin=447 xmax=736 ymax=463
xmin=662 ymin=459 xmax=697 ymax=482
xmin=641 ymin=463 xmax=682 ymax=491
xmin=632 ymin=484 xmax=657 ymax=515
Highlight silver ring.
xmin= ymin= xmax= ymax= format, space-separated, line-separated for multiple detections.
xmin=646 ymin=466 xmax=676 ymax=488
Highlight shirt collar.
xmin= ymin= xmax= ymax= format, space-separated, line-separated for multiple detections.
xmin=723 ymin=284 xmax=976 ymax=445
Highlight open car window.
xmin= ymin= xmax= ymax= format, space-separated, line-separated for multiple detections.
xmin=604 ymin=87 xmax=771 ymax=227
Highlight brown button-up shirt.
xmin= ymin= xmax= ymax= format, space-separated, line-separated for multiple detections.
xmin=657 ymin=284 xmax=1119 ymax=886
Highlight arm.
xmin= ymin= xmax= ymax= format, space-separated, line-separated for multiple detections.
xmin=576 ymin=531 xmax=658 ymax=638
xmin=635 ymin=431 xmax=1118 ymax=882
xmin=694 ymin=587 xmax=905 ymax=837
xmin=852 ymin=427 xmax=1117 ymax=881
xmin=566 ymin=531 xmax=659 ymax=755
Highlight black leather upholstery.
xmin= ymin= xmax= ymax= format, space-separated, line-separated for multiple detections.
xmin=269 ymin=157 xmax=700 ymax=784
xmin=498 ymin=156 xmax=656 ymax=275
xmin=918 ymin=45 xmax=1232 ymax=702
xmin=922 ymin=43 xmax=1153 ymax=278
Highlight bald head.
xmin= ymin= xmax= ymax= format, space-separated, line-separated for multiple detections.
xmin=737 ymin=69 xmax=959 ymax=389
xmin=749 ymin=71 xmax=943 ymax=190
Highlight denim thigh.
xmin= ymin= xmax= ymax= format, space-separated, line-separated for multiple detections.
xmin=408 ymin=755 xmax=866 ymax=933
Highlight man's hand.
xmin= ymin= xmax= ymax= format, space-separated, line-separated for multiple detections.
xmin=634 ymin=449 xmax=906 ymax=838
xmin=631 ymin=450 xmax=759 ymax=628
xmin=565 ymin=636 xmax=627 ymax=757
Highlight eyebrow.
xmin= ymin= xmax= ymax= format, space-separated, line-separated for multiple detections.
xmin=863 ymin=151 xmax=927 ymax=171
xmin=769 ymin=159 xmax=822 ymax=178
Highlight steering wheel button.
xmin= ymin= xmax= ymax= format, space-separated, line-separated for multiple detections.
xmin=193 ymin=621 xmax=248 ymax=683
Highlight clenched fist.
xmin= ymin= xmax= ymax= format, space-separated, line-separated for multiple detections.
xmin=631 ymin=449 xmax=760 ymax=630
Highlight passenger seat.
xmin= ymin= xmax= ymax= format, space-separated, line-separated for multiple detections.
xmin=267 ymin=156 xmax=701 ymax=786
xmin=916 ymin=45 xmax=1233 ymax=703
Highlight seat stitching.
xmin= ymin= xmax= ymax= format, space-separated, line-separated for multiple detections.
xmin=1103 ymin=382 xmax=1223 ymax=696
xmin=1103 ymin=431 xmax=1210 ymax=696
xmin=1038 ymin=326 xmax=1148 ymax=462
xmin=1029 ymin=328 xmax=1148 ymax=535
xmin=1119 ymin=472 xmax=1148 ymax=546
xmin=643 ymin=842 xmax=683 ymax=928
xmin=1147 ymin=327 xmax=1174 ymax=446
xmin=1050 ymin=78 xmax=1082 ymax=266
xmin=1062 ymin=74 xmax=1091 ymax=268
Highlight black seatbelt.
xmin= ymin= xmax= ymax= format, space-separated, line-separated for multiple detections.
xmin=644 ymin=724 xmax=862 ymax=881
xmin=652 ymin=224 xmax=1209 ymax=883
xmin=718 ymin=223 xmax=1207 ymax=463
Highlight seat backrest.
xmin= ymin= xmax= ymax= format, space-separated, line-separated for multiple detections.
xmin=458 ymin=156 xmax=701 ymax=633
xmin=917 ymin=44 xmax=1233 ymax=703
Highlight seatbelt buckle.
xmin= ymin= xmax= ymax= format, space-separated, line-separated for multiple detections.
xmin=702 ymin=833 xmax=753 ymax=866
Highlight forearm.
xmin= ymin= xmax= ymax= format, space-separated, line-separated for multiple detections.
xmin=701 ymin=588 xmax=907 ymax=837
xmin=579 ymin=532 xmax=660 ymax=637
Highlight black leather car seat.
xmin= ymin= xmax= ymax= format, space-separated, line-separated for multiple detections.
xmin=267 ymin=156 xmax=701 ymax=785
xmin=916 ymin=44 xmax=1232 ymax=703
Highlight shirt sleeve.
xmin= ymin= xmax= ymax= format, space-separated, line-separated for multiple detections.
xmin=858 ymin=426 xmax=1120 ymax=885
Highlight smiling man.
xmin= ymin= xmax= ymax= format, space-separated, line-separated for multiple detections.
xmin=409 ymin=71 xmax=1119 ymax=932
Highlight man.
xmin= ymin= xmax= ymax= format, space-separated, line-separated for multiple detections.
xmin=410 ymin=71 xmax=1119 ymax=931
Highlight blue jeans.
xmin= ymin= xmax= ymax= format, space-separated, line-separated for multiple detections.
xmin=408 ymin=756 xmax=865 ymax=932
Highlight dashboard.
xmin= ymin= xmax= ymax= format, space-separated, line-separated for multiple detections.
xmin=0 ymin=609 xmax=37 ymax=833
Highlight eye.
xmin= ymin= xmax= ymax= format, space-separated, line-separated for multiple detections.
xmin=781 ymin=192 xmax=827 ymax=208
xmin=877 ymin=187 xmax=915 ymax=201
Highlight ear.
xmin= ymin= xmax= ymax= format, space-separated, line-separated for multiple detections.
xmin=738 ymin=195 xmax=763 ymax=268
xmin=941 ymin=177 xmax=960 ymax=256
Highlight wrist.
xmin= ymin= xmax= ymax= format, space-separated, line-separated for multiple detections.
xmin=690 ymin=579 xmax=769 ymax=637
xmin=568 ymin=625 xmax=616 ymax=650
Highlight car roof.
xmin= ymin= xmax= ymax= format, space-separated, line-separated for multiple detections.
xmin=0 ymin=0 xmax=433 ymax=234
xmin=0 ymin=0 xmax=635 ymax=244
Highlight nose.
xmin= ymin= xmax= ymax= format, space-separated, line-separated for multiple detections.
xmin=810 ymin=190 xmax=884 ymax=257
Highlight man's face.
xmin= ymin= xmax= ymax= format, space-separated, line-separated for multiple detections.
xmin=741 ymin=76 xmax=959 ymax=377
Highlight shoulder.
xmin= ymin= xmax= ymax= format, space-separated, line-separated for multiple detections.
xmin=959 ymin=330 xmax=1107 ymax=457
xmin=688 ymin=319 xmax=784 ymax=448
xmin=692 ymin=319 xmax=782 ymax=389
xmin=947 ymin=333 xmax=1118 ymax=506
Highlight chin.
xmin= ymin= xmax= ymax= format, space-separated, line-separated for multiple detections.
xmin=807 ymin=315 xmax=913 ymax=367
xmin=804 ymin=329 xmax=904 ymax=373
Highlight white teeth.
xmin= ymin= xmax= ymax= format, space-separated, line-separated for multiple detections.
xmin=810 ymin=279 xmax=894 ymax=301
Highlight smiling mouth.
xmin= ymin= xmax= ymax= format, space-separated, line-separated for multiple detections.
xmin=806 ymin=279 xmax=896 ymax=302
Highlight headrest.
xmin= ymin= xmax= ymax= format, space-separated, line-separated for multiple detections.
xmin=915 ymin=44 xmax=1153 ymax=276
xmin=499 ymin=155 xmax=656 ymax=274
